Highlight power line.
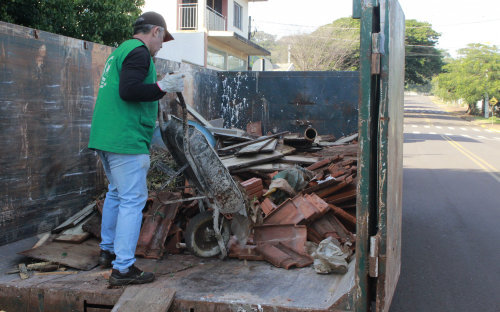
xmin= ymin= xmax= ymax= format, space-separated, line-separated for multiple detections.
xmin=251 ymin=18 xmax=500 ymax=30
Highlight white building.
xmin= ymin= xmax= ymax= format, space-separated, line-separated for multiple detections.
xmin=156 ymin=0 xmax=270 ymax=70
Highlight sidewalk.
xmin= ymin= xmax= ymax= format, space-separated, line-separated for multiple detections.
xmin=430 ymin=96 xmax=500 ymax=133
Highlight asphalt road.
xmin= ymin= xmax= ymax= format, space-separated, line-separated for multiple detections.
xmin=390 ymin=95 xmax=500 ymax=312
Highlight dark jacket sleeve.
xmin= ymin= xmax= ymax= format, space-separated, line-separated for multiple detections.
xmin=119 ymin=46 xmax=166 ymax=102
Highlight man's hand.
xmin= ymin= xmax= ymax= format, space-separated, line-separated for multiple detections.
xmin=157 ymin=73 xmax=184 ymax=93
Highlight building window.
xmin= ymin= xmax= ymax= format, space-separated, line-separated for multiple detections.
xmin=228 ymin=54 xmax=247 ymax=71
xmin=233 ymin=2 xmax=242 ymax=30
xmin=207 ymin=46 xmax=226 ymax=70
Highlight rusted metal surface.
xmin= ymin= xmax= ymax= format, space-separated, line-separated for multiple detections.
xmin=354 ymin=0 xmax=405 ymax=311
xmin=375 ymin=0 xmax=405 ymax=311
xmin=355 ymin=0 xmax=378 ymax=311
xmin=0 ymin=21 xmax=110 ymax=245
xmin=211 ymin=71 xmax=359 ymax=138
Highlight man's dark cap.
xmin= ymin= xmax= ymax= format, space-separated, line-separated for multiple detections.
xmin=134 ymin=12 xmax=174 ymax=42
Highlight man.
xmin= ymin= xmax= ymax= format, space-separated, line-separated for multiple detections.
xmin=88 ymin=12 xmax=183 ymax=286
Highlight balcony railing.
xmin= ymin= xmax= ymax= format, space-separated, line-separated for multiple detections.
xmin=206 ymin=6 xmax=226 ymax=31
xmin=178 ymin=3 xmax=197 ymax=30
xmin=178 ymin=4 xmax=227 ymax=31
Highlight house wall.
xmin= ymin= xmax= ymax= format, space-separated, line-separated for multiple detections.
xmin=227 ymin=0 xmax=249 ymax=38
xmin=207 ymin=38 xmax=248 ymax=70
xmin=156 ymin=32 xmax=206 ymax=67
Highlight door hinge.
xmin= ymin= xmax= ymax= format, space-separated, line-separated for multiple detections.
xmin=371 ymin=33 xmax=385 ymax=75
xmin=369 ymin=234 xmax=380 ymax=277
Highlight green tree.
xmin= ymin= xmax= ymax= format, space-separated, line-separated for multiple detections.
xmin=271 ymin=17 xmax=360 ymax=71
xmin=250 ymin=31 xmax=277 ymax=53
xmin=0 ymin=0 xmax=144 ymax=46
xmin=249 ymin=31 xmax=280 ymax=66
xmin=433 ymin=44 xmax=500 ymax=114
xmin=405 ymin=19 xmax=444 ymax=86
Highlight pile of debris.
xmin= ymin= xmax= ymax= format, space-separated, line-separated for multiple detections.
xmin=16 ymin=107 xmax=358 ymax=277
xmin=224 ymin=138 xmax=358 ymax=274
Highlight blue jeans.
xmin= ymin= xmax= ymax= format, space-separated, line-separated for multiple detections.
xmin=96 ymin=150 xmax=149 ymax=271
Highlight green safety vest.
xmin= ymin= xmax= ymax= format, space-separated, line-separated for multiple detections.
xmin=88 ymin=39 xmax=158 ymax=154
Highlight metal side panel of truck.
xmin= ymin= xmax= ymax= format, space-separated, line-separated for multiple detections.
xmin=0 ymin=0 xmax=404 ymax=311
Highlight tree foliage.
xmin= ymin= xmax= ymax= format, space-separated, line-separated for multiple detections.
xmin=432 ymin=44 xmax=500 ymax=113
xmin=405 ymin=19 xmax=444 ymax=86
xmin=0 ymin=0 xmax=144 ymax=46
xmin=251 ymin=18 xmax=359 ymax=71
xmin=251 ymin=18 xmax=444 ymax=84
xmin=287 ymin=17 xmax=360 ymax=71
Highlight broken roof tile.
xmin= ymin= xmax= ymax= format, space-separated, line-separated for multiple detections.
xmin=263 ymin=198 xmax=304 ymax=225
xmin=256 ymin=243 xmax=313 ymax=269
xmin=305 ymin=158 xmax=331 ymax=171
xmin=253 ymin=224 xmax=308 ymax=255
xmin=260 ymin=198 xmax=276 ymax=216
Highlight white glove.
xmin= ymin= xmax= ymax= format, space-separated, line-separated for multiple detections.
xmin=157 ymin=73 xmax=184 ymax=93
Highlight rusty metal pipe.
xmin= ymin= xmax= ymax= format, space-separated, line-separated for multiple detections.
xmin=304 ymin=127 xmax=318 ymax=142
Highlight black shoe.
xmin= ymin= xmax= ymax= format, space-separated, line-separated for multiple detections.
xmin=98 ymin=249 xmax=116 ymax=268
xmin=109 ymin=265 xmax=155 ymax=286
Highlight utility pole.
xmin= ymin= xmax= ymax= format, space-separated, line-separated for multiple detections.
xmin=484 ymin=93 xmax=489 ymax=119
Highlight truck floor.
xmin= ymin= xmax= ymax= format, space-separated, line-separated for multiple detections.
xmin=0 ymin=235 xmax=355 ymax=311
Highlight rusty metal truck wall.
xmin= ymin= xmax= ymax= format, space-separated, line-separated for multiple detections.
xmin=0 ymin=22 xmax=113 ymax=245
xmin=0 ymin=21 xmax=358 ymax=246
xmin=211 ymin=71 xmax=359 ymax=138
xmin=0 ymin=22 xmax=221 ymax=246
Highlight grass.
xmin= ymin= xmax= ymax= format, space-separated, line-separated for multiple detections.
xmin=472 ymin=115 xmax=500 ymax=125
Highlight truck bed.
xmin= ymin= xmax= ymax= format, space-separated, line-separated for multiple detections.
xmin=0 ymin=236 xmax=355 ymax=311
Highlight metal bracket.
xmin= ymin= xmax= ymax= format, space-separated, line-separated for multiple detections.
xmin=371 ymin=33 xmax=385 ymax=75
xmin=369 ymin=234 xmax=380 ymax=277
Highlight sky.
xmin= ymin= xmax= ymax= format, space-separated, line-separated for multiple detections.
xmin=143 ymin=0 xmax=500 ymax=57
xmin=246 ymin=0 xmax=500 ymax=57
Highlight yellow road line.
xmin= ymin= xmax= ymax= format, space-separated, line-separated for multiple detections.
xmin=480 ymin=124 xmax=500 ymax=133
xmin=442 ymin=135 xmax=500 ymax=183
xmin=448 ymin=137 xmax=498 ymax=172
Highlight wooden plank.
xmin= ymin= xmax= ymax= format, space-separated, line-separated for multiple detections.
xmin=52 ymin=202 xmax=95 ymax=233
xmin=319 ymin=133 xmax=359 ymax=146
xmin=111 ymin=286 xmax=176 ymax=312
xmin=186 ymin=103 xmax=212 ymax=128
xmin=32 ymin=232 xmax=51 ymax=249
xmin=34 ymin=271 xmax=78 ymax=276
xmin=281 ymin=155 xmax=320 ymax=165
xmin=232 ymin=162 xmax=294 ymax=173
xmin=18 ymin=264 xmax=29 ymax=280
xmin=260 ymin=138 xmax=278 ymax=153
xmin=207 ymin=126 xmax=247 ymax=137
xmin=208 ymin=118 xmax=224 ymax=128
xmin=19 ymin=238 xmax=100 ymax=271
xmin=236 ymin=138 xmax=273 ymax=155
xmin=221 ymin=151 xmax=284 ymax=171
xmin=53 ymin=221 xmax=90 ymax=244
xmin=275 ymin=143 xmax=296 ymax=156
xmin=218 ymin=131 xmax=289 ymax=152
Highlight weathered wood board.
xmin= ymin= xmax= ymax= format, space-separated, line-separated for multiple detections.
xmin=111 ymin=286 xmax=176 ymax=312
xmin=19 ymin=238 xmax=100 ymax=270
xmin=236 ymin=138 xmax=274 ymax=155
xmin=222 ymin=151 xmax=284 ymax=171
